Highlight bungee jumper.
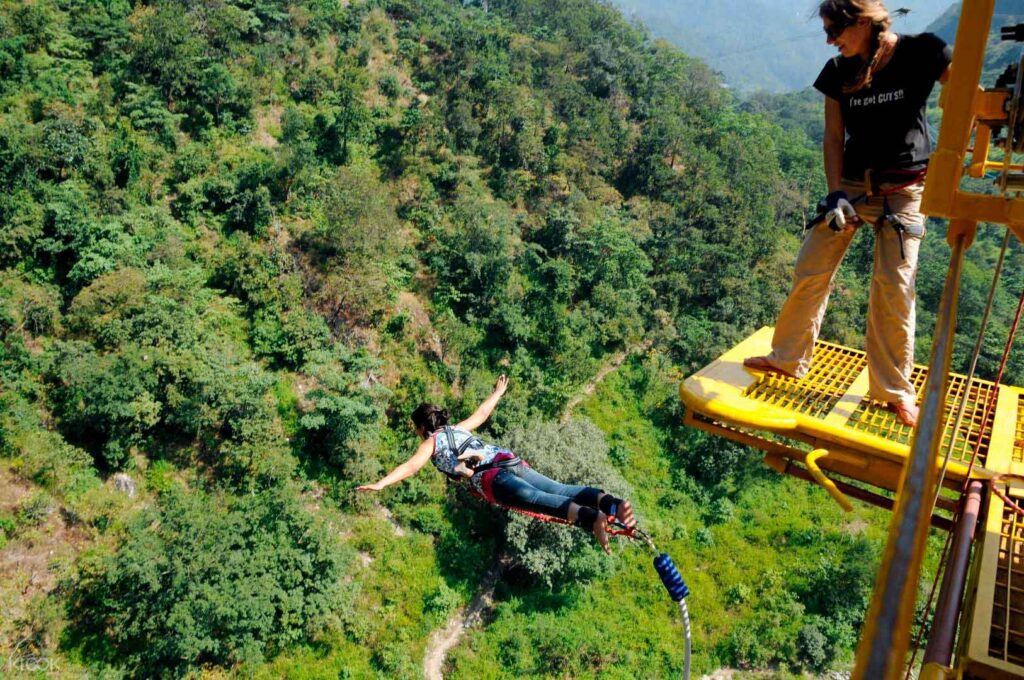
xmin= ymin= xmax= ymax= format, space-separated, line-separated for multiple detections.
xmin=359 ymin=375 xmax=694 ymax=676
xmin=743 ymin=0 xmax=952 ymax=428
xmin=357 ymin=375 xmax=637 ymax=553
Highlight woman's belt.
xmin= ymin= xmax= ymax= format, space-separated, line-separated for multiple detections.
xmin=471 ymin=456 xmax=522 ymax=474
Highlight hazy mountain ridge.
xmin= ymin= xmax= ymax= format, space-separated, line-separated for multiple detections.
xmin=612 ymin=0 xmax=953 ymax=91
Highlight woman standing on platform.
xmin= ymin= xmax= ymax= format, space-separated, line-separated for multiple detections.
xmin=744 ymin=0 xmax=952 ymax=427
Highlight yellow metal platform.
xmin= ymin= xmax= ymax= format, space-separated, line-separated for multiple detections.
xmin=681 ymin=327 xmax=1024 ymax=679
xmin=680 ymin=327 xmax=1023 ymax=494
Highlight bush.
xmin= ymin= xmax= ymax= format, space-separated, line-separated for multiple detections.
xmin=72 ymin=486 xmax=346 ymax=676
xmin=797 ymin=622 xmax=830 ymax=671
xmin=499 ymin=418 xmax=632 ymax=585
xmin=17 ymin=491 xmax=54 ymax=526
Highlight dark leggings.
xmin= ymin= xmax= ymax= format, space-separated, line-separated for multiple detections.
xmin=489 ymin=466 xmax=603 ymax=520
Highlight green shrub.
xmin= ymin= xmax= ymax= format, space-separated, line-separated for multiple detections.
xmin=797 ymin=622 xmax=830 ymax=672
xmin=423 ymin=582 xmax=462 ymax=621
xmin=17 ymin=490 xmax=54 ymax=526
xmin=72 ymin=486 xmax=346 ymax=676
xmin=500 ymin=418 xmax=632 ymax=585
xmin=144 ymin=459 xmax=179 ymax=496
xmin=0 ymin=510 xmax=16 ymax=548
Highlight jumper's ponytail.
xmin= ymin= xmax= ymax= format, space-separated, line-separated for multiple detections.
xmin=411 ymin=403 xmax=450 ymax=437
xmin=818 ymin=0 xmax=893 ymax=93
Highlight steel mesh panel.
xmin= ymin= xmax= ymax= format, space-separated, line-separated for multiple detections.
xmin=743 ymin=341 xmax=867 ymax=419
xmin=990 ymin=504 xmax=1024 ymax=665
xmin=846 ymin=367 xmax=997 ymax=464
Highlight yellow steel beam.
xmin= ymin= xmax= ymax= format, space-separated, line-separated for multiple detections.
xmin=922 ymin=0 xmax=996 ymax=220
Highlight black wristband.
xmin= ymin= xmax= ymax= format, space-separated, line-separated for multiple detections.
xmin=598 ymin=494 xmax=620 ymax=517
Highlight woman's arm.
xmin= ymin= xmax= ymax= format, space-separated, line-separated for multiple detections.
xmin=823 ymin=96 xmax=845 ymax=193
xmin=357 ymin=437 xmax=435 ymax=492
xmin=455 ymin=374 xmax=508 ymax=431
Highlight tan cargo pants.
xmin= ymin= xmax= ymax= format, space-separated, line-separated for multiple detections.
xmin=765 ymin=179 xmax=925 ymax=404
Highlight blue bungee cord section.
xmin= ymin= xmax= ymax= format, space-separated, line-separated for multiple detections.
xmin=611 ymin=521 xmax=692 ymax=680
xmin=654 ymin=553 xmax=692 ymax=680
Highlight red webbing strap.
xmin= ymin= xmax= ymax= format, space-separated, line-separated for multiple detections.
xmin=473 ymin=491 xmax=636 ymax=537
xmin=865 ymin=167 xmax=928 ymax=197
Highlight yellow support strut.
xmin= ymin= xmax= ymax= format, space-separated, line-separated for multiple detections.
xmin=804 ymin=449 xmax=855 ymax=513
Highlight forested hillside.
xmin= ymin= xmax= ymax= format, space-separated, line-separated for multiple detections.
xmin=928 ymin=0 xmax=1024 ymax=85
xmin=2 ymin=0 xmax=1024 ymax=678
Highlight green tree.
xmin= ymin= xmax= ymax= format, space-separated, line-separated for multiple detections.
xmin=500 ymin=418 xmax=632 ymax=585
xmin=72 ymin=486 xmax=347 ymax=676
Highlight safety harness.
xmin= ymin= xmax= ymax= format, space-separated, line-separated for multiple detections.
xmin=804 ymin=167 xmax=927 ymax=261
xmin=438 ymin=426 xmax=522 ymax=493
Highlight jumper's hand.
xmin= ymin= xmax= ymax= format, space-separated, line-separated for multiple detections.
xmin=452 ymin=462 xmax=476 ymax=478
xmin=356 ymin=482 xmax=385 ymax=492
xmin=457 ymin=451 xmax=488 ymax=467
xmin=493 ymin=374 xmax=509 ymax=397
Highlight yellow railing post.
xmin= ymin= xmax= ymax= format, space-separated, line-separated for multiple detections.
xmin=804 ymin=449 xmax=855 ymax=512
xmin=921 ymin=0 xmax=996 ymax=219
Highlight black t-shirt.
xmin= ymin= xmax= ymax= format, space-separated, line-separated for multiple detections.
xmin=813 ymin=32 xmax=952 ymax=180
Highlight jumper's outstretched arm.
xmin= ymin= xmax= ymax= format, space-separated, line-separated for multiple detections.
xmin=357 ymin=437 xmax=434 ymax=492
xmin=455 ymin=374 xmax=508 ymax=431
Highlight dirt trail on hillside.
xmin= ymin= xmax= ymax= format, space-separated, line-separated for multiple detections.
xmin=422 ymin=555 xmax=510 ymax=680
xmin=560 ymin=339 xmax=653 ymax=423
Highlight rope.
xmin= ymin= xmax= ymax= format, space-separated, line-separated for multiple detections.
xmin=680 ymin=600 xmax=692 ymax=680
xmin=989 ymin=473 xmax=1024 ymax=516
xmin=930 ymin=229 xmax=1011 ymax=511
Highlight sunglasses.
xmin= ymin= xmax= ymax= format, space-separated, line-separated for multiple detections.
xmin=824 ymin=18 xmax=853 ymax=41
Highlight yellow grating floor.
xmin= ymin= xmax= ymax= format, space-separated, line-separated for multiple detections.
xmin=844 ymin=368 xmax=997 ymax=464
xmin=1014 ymin=394 xmax=1024 ymax=465
xmin=846 ymin=366 xmax=928 ymax=445
xmin=744 ymin=341 xmax=867 ymax=419
xmin=989 ymin=505 xmax=1024 ymax=665
xmin=938 ymin=374 xmax=997 ymax=469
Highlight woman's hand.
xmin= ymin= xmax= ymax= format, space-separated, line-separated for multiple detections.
xmin=493 ymin=374 xmax=509 ymax=397
xmin=457 ymin=451 xmax=488 ymax=467
xmin=455 ymin=451 xmax=487 ymax=479
xmin=356 ymin=482 xmax=385 ymax=492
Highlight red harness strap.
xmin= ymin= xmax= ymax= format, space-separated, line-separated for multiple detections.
xmin=470 ymin=488 xmax=637 ymax=537
xmin=478 ymin=451 xmax=523 ymax=502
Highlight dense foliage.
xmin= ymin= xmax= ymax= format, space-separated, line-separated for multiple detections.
xmin=72 ymin=486 xmax=347 ymax=676
xmin=0 ymin=0 xmax=1017 ymax=678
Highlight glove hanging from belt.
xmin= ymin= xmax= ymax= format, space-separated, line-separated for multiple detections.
xmin=805 ymin=168 xmax=927 ymax=233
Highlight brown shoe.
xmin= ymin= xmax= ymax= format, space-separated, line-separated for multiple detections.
xmin=743 ymin=356 xmax=795 ymax=379
xmin=890 ymin=401 xmax=919 ymax=427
